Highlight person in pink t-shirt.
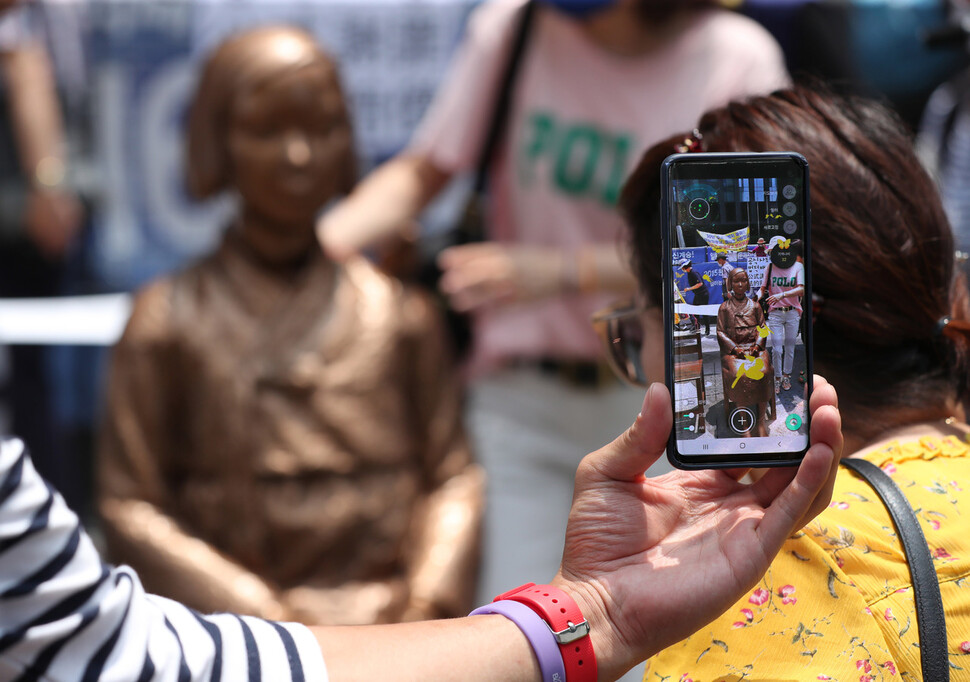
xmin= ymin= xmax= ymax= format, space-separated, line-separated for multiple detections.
xmin=318 ymin=0 xmax=790 ymax=626
xmin=757 ymin=238 xmax=806 ymax=394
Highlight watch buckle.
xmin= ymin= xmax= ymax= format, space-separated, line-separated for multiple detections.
xmin=550 ymin=619 xmax=590 ymax=644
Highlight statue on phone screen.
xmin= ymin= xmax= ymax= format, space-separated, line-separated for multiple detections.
xmin=98 ymin=26 xmax=482 ymax=625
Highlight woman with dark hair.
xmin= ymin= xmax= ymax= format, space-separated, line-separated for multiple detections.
xmin=617 ymin=86 xmax=970 ymax=678
xmin=716 ymin=267 xmax=772 ymax=436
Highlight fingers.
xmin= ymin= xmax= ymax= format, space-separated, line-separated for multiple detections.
xmin=809 ymin=374 xmax=837 ymax=415
xmin=797 ymin=400 xmax=843 ymax=526
xmin=720 ymin=467 xmax=753 ymax=482
xmin=803 ymin=377 xmax=843 ymax=525
xmin=579 ymin=382 xmax=672 ymax=483
xmin=753 ymin=401 xmax=842 ymax=552
xmin=752 ymin=379 xmax=841 ymax=505
xmin=438 ymin=245 xmax=515 ymax=312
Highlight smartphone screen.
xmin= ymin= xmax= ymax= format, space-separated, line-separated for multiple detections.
xmin=660 ymin=152 xmax=812 ymax=468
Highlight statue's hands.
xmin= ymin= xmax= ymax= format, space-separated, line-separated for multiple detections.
xmin=741 ymin=344 xmax=762 ymax=357
xmin=437 ymin=243 xmax=564 ymax=312
xmin=552 ymin=378 xmax=842 ymax=680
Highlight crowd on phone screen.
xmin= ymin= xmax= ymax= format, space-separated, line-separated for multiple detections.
xmin=2 ymin=0 xmax=970 ymax=679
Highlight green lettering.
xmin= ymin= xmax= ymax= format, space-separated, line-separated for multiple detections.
xmin=554 ymin=125 xmax=600 ymax=196
xmin=519 ymin=113 xmax=557 ymax=186
xmin=600 ymin=133 xmax=633 ymax=206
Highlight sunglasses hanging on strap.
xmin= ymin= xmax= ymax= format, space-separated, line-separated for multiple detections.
xmin=840 ymin=458 xmax=949 ymax=681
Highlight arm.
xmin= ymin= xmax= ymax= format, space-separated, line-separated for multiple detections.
xmin=319 ymin=1 xmax=521 ymax=263
xmin=312 ymin=378 xmax=843 ymax=681
xmin=767 ymin=284 xmax=804 ymax=305
xmin=716 ymin=304 xmax=740 ymax=355
xmin=315 ymin=616 xmax=540 ymax=682
xmin=98 ymin=284 xmax=288 ymax=620
xmin=2 ymin=378 xmax=841 ymax=679
xmin=755 ymin=304 xmax=768 ymax=351
xmin=400 ymin=291 xmax=484 ymax=620
xmin=318 ymin=154 xmax=451 ymax=260
xmin=0 ymin=36 xmax=82 ymax=258
xmin=766 ymin=265 xmax=805 ymax=305
xmin=683 ymin=272 xmax=702 ymax=292
xmin=576 ymin=244 xmax=639 ymax=294
xmin=437 ymin=242 xmax=638 ymax=313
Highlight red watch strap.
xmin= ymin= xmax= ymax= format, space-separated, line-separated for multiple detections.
xmin=496 ymin=583 xmax=597 ymax=682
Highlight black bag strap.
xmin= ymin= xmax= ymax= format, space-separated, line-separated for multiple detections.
xmin=840 ymin=458 xmax=949 ymax=681
xmin=471 ymin=0 xmax=537 ymax=195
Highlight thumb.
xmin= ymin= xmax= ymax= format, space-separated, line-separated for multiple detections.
xmin=584 ymin=382 xmax=672 ymax=483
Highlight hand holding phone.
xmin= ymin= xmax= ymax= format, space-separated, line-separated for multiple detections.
xmin=660 ymin=152 xmax=812 ymax=469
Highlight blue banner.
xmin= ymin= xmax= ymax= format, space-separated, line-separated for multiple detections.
xmin=86 ymin=1 xmax=475 ymax=290
xmin=672 ymin=246 xmax=708 ymax=267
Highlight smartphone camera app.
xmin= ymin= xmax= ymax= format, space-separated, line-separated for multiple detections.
xmin=663 ymin=153 xmax=811 ymax=467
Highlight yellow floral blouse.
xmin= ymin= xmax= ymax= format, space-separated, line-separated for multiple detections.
xmin=644 ymin=434 xmax=970 ymax=681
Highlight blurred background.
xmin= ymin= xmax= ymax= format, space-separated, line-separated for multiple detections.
xmin=1 ymin=0 xmax=968 ymax=527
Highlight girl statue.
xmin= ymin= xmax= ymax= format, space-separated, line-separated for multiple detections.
xmin=716 ymin=267 xmax=773 ymax=436
xmin=97 ymin=27 xmax=483 ymax=626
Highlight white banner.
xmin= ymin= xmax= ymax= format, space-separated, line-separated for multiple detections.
xmin=695 ymin=227 xmax=750 ymax=254
xmin=745 ymin=256 xmax=771 ymax=293
xmin=675 ymin=303 xmax=721 ymax=316
xmin=0 ymin=295 xmax=132 ymax=346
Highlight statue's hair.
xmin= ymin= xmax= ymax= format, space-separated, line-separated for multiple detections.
xmin=186 ymin=26 xmax=356 ymax=199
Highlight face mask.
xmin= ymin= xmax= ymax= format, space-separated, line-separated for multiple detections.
xmin=541 ymin=0 xmax=620 ymax=19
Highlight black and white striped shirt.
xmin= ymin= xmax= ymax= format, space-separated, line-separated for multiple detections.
xmin=0 ymin=439 xmax=327 ymax=681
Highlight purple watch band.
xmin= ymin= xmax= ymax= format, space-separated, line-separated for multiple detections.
xmin=470 ymin=599 xmax=566 ymax=682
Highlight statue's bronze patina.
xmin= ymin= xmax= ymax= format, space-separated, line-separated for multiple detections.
xmin=98 ymin=27 xmax=482 ymax=625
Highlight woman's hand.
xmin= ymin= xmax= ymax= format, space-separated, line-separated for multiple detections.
xmin=437 ymin=243 xmax=565 ymax=312
xmin=552 ymin=378 xmax=842 ymax=680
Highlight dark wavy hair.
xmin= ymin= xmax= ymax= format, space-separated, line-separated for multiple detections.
xmin=620 ymin=86 xmax=970 ymax=439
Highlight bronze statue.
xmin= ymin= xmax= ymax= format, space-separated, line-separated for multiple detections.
xmin=716 ymin=268 xmax=773 ymax=437
xmin=98 ymin=27 xmax=482 ymax=625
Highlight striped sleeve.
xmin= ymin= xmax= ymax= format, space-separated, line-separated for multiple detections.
xmin=0 ymin=439 xmax=328 ymax=682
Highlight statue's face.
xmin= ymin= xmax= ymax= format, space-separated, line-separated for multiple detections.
xmin=226 ymin=55 xmax=351 ymax=230
xmin=731 ymin=270 xmax=749 ymax=299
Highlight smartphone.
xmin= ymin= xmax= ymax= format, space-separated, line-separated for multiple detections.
xmin=660 ymin=152 xmax=812 ymax=469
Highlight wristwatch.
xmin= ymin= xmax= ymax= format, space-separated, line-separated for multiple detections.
xmin=494 ymin=583 xmax=597 ymax=682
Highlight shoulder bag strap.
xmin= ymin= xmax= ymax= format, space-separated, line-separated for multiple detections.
xmin=471 ymin=0 xmax=537 ymax=195
xmin=840 ymin=458 xmax=949 ymax=681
